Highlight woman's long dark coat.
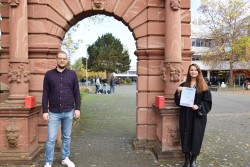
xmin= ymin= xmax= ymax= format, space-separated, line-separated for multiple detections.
xmin=174 ymin=83 xmax=212 ymax=155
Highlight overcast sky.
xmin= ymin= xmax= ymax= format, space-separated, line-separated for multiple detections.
xmin=70 ymin=1 xmax=201 ymax=67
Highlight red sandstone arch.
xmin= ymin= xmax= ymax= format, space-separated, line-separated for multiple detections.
xmin=0 ymin=0 xmax=192 ymax=163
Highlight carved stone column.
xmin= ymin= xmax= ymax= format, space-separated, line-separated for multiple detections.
xmin=0 ymin=0 xmax=42 ymax=164
xmin=152 ymin=0 xmax=183 ymax=160
xmin=6 ymin=0 xmax=29 ymax=104
xmin=163 ymin=0 xmax=183 ymax=102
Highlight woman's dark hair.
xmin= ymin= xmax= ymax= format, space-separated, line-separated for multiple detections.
xmin=184 ymin=64 xmax=208 ymax=92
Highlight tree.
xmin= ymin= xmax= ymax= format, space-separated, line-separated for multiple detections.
xmin=231 ymin=36 xmax=250 ymax=60
xmin=71 ymin=57 xmax=86 ymax=80
xmin=61 ymin=15 xmax=109 ymax=66
xmin=196 ymin=0 xmax=250 ymax=85
xmin=62 ymin=24 xmax=83 ymax=59
xmin=87 ymin=33 xmax=131 ymax=78
xmin=71 ymin=57 xmax=106 ymax=81
xmin=62 ymin=15 xmax=110 ymax=57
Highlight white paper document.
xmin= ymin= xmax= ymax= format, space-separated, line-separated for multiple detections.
xmin=180 ymin=87 xmax=196 ymax=107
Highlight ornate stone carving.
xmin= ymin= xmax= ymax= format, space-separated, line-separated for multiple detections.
xmin=166 ymin=124 xmax=180 ymax=146
xmin=170 ymin=0 xmax=180 ymax=11
xmin=8 ymin=0 xmax=19 ymax=7
xmin=8 ymin=63 xmax=30 ymax=83
xmin=92 ymin=0 xmax=106 ymax=10
xmin=162 ymin=66 xmax=168 ymax=81
xmin=162 ymin=63 xmax=184 ymax=82
xmin=5 ymin=125 xmax=20 ymax=148
xmin=23 ymin=71 xmax=30 ymax=83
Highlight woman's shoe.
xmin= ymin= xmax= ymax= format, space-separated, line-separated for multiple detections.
xmin=190 ymin=155 xmax=197 ymax=167
xmin=183 ymin=153 xmax=191 ymax=167
xmin=184 ymin=160 xmax=190 ymax=167
xmin=190 ymin=161 xmax=197 ymax=167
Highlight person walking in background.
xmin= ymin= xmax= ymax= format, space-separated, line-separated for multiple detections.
xmin=102 ymin=78 xmax=108 ymax=94
xmin=174 ymin=64 xmax=212 ymax=167
xmin=95 ymin=76 xmax=101 ymax=94
xmin=110 ymin=76 xmax=115 ymax=94
xmin=42 ymin=51 xmax=81 ymax=167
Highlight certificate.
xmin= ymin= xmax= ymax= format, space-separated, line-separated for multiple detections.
xmin=180 ymin=87 xmax=196 ymax=107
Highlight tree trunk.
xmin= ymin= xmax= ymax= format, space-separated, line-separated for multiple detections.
xmin=106 ymin=72 xmax=111 ymax=83
xmin=228 ymin=61 xmax=234 ymax=86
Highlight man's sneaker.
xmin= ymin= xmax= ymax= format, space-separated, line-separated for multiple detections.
xmin=44 ymin=162 xmax=51 ymax=167
xmin=62 ymin=157 xmax=75 ymax=167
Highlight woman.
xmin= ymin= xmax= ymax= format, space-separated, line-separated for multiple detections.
xmin=174 ymin=64 xmax=212 ymax=167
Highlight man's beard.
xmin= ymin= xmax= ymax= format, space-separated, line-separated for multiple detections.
xmin=57 ymin=64 xmax=66 ymax=69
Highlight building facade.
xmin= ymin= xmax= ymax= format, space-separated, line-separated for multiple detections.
xmin=113 ymin=66 xmax=137 ymax=83
xmin=191 ymin=35 xmax=250 ymax=86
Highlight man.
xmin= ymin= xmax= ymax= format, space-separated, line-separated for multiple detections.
xmin=95 ymin=75 xmax=101 ymax=94
xmin=42 ymin=51 xmax=81 ymax=167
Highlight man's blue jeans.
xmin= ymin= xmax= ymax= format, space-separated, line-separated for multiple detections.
xmin=45 ymin=109 xmax=74 ymax=164
xmin=110 ymin=85 xmax=115 ymax=94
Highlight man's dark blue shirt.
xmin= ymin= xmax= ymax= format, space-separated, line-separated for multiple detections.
xmin=42 ymin=68 xmax=81 ymax=113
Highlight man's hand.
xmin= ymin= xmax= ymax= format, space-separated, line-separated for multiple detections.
xmin=43 ymin=113 xmax=49 ymax=121
xmin=74 ymin=110 xmax=80 ymax=120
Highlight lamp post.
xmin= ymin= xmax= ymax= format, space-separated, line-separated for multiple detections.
xmin=85 ymin=44 xmax=90 ymax=85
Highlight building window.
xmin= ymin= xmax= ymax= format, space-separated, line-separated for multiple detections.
xmin=192 ymin=55 xmax=200 ymax=61
xmin=129 ymin=71 xmax=136 ymax=74
xmin=192 ymin=38 xmax=212 ymax=47
xmin=205 ymin=39 xmax=212 ymax=47
xmin=192 ymin=39 xmax=196 ymax=46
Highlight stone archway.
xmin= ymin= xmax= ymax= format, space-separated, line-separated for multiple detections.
xmin=0 ymin=0 xmax=192 ymax=164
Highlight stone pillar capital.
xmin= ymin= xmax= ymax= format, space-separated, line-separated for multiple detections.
xmin=8 ymin=63 xmax=30 ymax=84
xmin=161 ymin=62 xmax=184 ymax=83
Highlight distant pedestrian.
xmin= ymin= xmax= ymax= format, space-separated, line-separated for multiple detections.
xmin=42 ymin=51 xmax=80 ymax=167
xmin=110 ymin=76 xmax=115 ymax=94
xmin=102 ymin=78 xmax=108 ymax=94
xmin=174 ymin=64 xmax=212 ymax=167
xmin=95 ymin=76 xmax=101 ymax=94
xmin=90 ymin=78 xmax=94 ymax=85
xmin=81 ymin=78 xmax=86 ymax=85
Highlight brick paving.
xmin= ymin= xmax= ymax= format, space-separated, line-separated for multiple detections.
xmin=2 ymin=85 xmax=250 ymax=167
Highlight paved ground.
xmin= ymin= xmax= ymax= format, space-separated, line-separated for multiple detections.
xmin=3 ymin=85 xmax=250 ymax=167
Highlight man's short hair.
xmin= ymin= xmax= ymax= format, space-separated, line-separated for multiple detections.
xmin=57 ymin=50 xmax=67 ymax=58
